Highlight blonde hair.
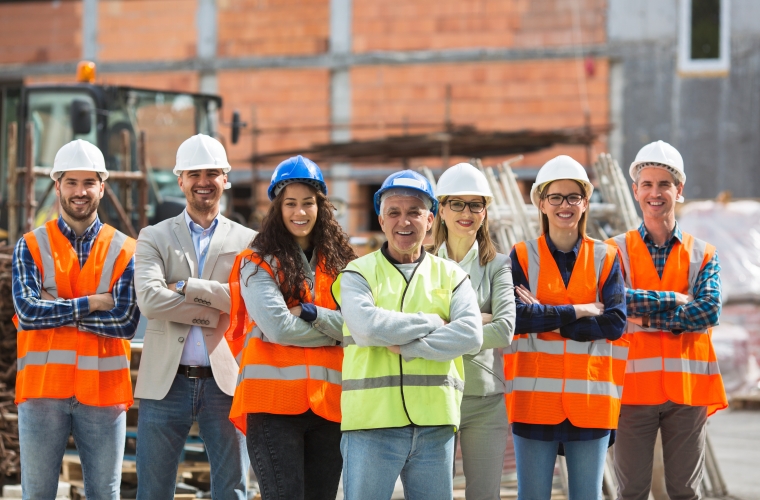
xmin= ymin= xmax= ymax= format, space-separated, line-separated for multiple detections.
xmin=538 ymin=180 xmax=588 ymax=238
xmin=429 ymin=196 xmax=498 ymax=266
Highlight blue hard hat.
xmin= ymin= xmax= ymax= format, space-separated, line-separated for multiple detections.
xmin=373 ymin=170 xmax=438 ymax=216
xmin=268 ymin=155 xmax=327 ymax=201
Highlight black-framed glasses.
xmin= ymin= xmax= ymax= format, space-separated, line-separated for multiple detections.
xmin=543 ymin=193 xmax=584 ymax=206
xmin=446 ymin=200 xmax=486 ymax=213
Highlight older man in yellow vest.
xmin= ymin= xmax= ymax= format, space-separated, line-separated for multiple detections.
xmin=609 ymin=141 xmax=726 ymax=500
xmin=333 ymin=170 xmax=482 ymax=500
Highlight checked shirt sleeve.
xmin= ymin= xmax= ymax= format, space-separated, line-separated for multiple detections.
xmin=12 ymin=237 xmax=89 ymax=330
xmin=649 ymin=252 xmax=722 ymax=333
xmin=78 ymin=256 xmax=141 ymax=339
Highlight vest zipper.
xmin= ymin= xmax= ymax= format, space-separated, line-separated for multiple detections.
xmin=392 ymin=255 xmax=425 ymax=427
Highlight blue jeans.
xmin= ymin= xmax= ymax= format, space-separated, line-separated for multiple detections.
xmin=513 ymin=433 xmax=609 ymax=500
xmin=341 ymin=426 xmax=456 ymax=500
xmin=18 ymin=397 xmax=126 ymax=500
xmin=247 ymin=410 xmax=342 ymax=500
xmin=136 ymin=374 xmax=248 ymax=499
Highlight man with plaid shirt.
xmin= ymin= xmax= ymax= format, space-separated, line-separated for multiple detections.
xmin=609 ymin=140 xmax=726 ymax=500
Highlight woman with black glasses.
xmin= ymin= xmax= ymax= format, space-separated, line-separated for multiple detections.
xmin=430 ymin=163 xmax=515 ymax=500
xmin=504 ymin=155 xmax=627 ymax=499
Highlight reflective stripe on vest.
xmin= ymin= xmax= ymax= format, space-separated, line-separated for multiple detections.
xmin=608 ymin=230 xmax=727 ymax=415
xmin=333 ymin=249 xmax=469 ymax=432
xmin=15 ymin=220 xmax=135 ymax=407
xmin=227 ymin=249 xmax=343 ymax=434
xmin=504 ymin=236 xmax=629 ymax=429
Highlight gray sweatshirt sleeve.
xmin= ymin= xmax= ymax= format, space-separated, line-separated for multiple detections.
xmin=340 ymin=271 xmax=445 ymax=347
xmin=399 ymin=277 xmax=483 ymax=362
xmin=481 ymin=259 xmax=516 ymax=350
xmin=240 ymin=260 xmax=337 ymax=348
xmin=311 ymin=306 xmax=345 ymax=342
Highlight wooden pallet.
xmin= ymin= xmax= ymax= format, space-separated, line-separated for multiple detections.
xmin=729 ymin=393 xmax=760 ymax=410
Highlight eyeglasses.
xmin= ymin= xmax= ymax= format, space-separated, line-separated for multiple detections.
xmin=543 ymin=194 xmax=584 ymax=206
xmin=446 ymin=200 xmax=486 ymax=213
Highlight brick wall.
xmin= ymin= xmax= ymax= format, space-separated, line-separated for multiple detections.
xmin=98 ymin=0 xmax=197 ymax=62
xmin=351 ymin=58 xmax=609 ymax=168
xmin=218 ymin=0 xmax=329 ymax=57
xmin=353 ymin=0 xmax=606 ymax=52
xmin=0 ymin=1 xmax=80 ymax=64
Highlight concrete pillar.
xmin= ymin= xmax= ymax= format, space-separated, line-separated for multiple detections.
xmin=82 ymin=0 xmax=98 ymax=61
xmin=197 ymin=0 xmax=218 ymax=94
xmin=330 ymin=0 xmax=352 ymax=230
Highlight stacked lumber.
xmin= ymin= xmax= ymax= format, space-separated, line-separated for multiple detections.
xmin=0 ymin=247 xmax=18 ymax=479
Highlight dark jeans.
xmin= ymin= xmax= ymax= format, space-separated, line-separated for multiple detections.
xmin=247 ymin=410 xmax=342 ymax=500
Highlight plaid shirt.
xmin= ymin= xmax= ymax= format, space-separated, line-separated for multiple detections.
xmin=625 ymin=222 xmax=721 ymax=333
xmin=509 ymin=235 xmax=627 ymax=443
xmin=12 ymin=216 xmax=140 ymax=339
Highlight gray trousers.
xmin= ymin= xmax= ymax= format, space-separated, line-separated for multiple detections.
xmin=459 ymin=394 xmax=509 ymax=500
xmin=614 ymin=401 xmax=708 ymax=500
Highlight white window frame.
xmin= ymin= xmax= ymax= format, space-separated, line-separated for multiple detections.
xmin=678 ymin=0 xmax=731 ymax=73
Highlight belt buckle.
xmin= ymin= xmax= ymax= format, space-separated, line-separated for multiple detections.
xmin=186 ymin=366 xmax=203 ymax=379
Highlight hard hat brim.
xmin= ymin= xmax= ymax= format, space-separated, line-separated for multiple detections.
xmin=173 ymin=164 xmax=232 ymax=176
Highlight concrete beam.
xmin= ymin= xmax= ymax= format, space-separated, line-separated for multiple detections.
xmin=197 ymin=0 xmax=218 ymax=94
xmin=329 ymin=0 xmax=352 ymax=228
xmin=82 ymin=0 xmax=98 ymax=61
xmin=0 ymin=44 xmax=610 ymax=80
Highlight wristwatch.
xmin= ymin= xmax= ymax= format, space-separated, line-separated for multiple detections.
xmin=176 ymin=280 xmax=186 ymax=296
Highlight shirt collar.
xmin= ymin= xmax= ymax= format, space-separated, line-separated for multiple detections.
xmin=438 ymin=240 xmax=479 ymax=269
xmin=544 ymin=233 xmax=582 ymax=257
xmin=638 ymin=221 xmax=682 ymax=247
xmin=184 ymin=209 xmax=219 ymax=235
xmin=57 ymin=215 xmax=101 ymax=241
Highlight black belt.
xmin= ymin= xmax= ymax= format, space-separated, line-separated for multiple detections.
xmin=177 ymin=365 xmax=214 ymax=379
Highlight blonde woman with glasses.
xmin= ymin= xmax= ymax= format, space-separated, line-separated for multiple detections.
xmin=430 ymin=163 xmax=516 ymax=500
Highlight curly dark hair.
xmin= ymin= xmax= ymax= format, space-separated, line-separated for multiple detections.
xmin=244 ymin=183 xmax=357 ymax=305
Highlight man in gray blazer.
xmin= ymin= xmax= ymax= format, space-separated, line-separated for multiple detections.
xmin=134 ymin=134 xmax=256 ymax=499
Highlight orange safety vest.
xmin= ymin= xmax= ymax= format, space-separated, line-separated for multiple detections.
xmin=14 ymin=220 xmax=135 ymax=407
xmin=227 ymin=249 xmax=343 ymax=433
xmin=504 ymin=235 xmax=629 ymax=429
xmin=608 ymin=230 xmax=727 ymax=416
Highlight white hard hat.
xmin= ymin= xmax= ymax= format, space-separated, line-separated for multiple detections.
xmin=50 ymin=139 xmax=109 ymax=181
xmin=173 ymin=134 xmax=232 ymax=176
xmin=629 ymin=140 xmax=685 ymax=202
xmin=629 ymin=140 xmax=685 ymax=183
xmin=435 ymin=162 xmax=494 ymax=206
xmin=530 ymin=155 xmax=593 ymax=207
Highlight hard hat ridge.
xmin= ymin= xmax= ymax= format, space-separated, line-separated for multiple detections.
xmin=374 ymin=170 xmax=438 ymax=216
xmin=173 ymin=134 xmax=232 ymax=176
xmin=267 ymin=155 xmax=327 ymax=201
xmin=50 ymin=139 xmax=109 ymax=181
xmin=529 ymin=155 xmax=593 ymax=207
xmin=435 ymin=162 xmax=493 ymax=206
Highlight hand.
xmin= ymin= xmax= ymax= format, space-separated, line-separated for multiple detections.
xmin=515 ymin=285 xmax=541 ymax=305
xmin=573 ymin=302 xmax=605 ymax=318
xmin=167 ymin=282 xmax=177 ymax=292
xmin=88 ymin=293 xmax=115 ymax=312
xmin=481 ymin=313 xmax=493 ymax=325
xmin=40 ymin=289 xmax=56 ymax=301
xmin=387 ymin=345 xmax=401 ymax=355
xmin=674 ymin=293 xmax=693 ymax=306
xmin=288 ymin=306 xmax=302 ymax=317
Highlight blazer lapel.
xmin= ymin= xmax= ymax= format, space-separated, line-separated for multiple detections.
xmin=469 ymin=260 xmax=486 ymax=293
xmin=201 ymin=217 xmax=230 ymax=280
xmin=172 ymin=213 xmax=198 ymax=278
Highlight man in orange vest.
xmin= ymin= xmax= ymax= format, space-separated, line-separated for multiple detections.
xmin=609 ymin=141 xmax=726 ymax=500
xmin=12 ymin=140 xmax=140 ymax=500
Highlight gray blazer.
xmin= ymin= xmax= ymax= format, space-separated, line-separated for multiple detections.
xmin=134 ymin=212 xmax=257 ymax=400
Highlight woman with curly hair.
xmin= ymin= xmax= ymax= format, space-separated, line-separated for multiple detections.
xmin=226 ymin=155 xmax=356 ymax=500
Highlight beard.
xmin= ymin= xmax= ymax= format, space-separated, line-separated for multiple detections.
xmin=187 ymin=191 xmax=221 ymax=215
xmin=60 ymin=195 xmax=99 ymax=222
